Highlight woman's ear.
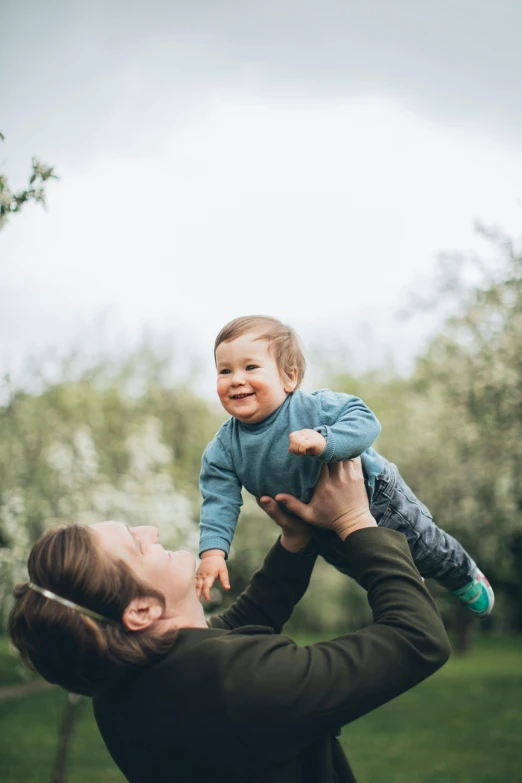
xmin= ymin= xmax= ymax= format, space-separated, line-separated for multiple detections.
xmin=122 ymin=597 xmax=163 ymax=632
xmin=283 ymin=368 xmax=298 ymax=393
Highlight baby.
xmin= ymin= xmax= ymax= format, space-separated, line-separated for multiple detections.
xmin=196 ymin=315 xmax=494 ymax=616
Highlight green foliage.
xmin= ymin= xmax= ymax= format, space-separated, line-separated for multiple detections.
xmin=0 ymin=636 xmax=37 ymax=687
xmin=333 ymin=227 xmax=522 ymax=630
xmin=1 ymin=226 xmax=521 ymax=633
xmin=0 ymin=132 xmax=58 ymax=231
xmin=0 ymin=352 xmax=223 ymax=626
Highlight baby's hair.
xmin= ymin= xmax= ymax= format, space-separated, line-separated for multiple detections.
xmin=214 ymin=315 xmax=306 ymax=389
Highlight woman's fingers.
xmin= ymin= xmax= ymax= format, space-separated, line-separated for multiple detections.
xmin=257 ymin=496 xmax=281 ymax=519
xmin=347 ymin=456 xmax=363 ymax=475
xmin=258 ymin=496 xmax=294 ymax=526
xmin=258 ymin=494 xmax=312 ymax=530
xmin=258 ymin=458 xmax=368 ymax=536
xmin=326 ymin=460 xmax=341 ymax=478
xmin=274 ymin=493 xmax=314 ymax=524
xmin=258 ymin=495 xmax=312 ymax=551
xmin=328 ymin=458 xmax=363 ymax=485
xmin=319 ymin=462 xmax=330 ymax=480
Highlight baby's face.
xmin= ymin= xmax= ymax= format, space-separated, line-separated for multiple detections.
xmin=215 ymin=332 xmax=296 ymax=424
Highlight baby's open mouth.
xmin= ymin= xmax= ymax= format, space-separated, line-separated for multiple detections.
xmin=231 ymin=393 xmax=255 ymax=399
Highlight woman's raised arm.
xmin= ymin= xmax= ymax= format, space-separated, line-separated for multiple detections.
xmin=209 ymin=459 xmax=376 ymax=632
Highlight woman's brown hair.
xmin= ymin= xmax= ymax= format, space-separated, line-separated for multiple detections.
xmin=214 ymin=315 xmax=307 ymax=389
xmin=8 ymin=525 xmax=178 ymax=696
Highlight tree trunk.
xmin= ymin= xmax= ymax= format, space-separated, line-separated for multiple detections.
xmin=453 ymin=605 xmax=474 ymax=654
xmin=50 ymin=693 xmax=84 ymax=783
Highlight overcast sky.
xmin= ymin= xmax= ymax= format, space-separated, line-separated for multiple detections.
xmin=2 ymin=1 xmax=522 ymax=393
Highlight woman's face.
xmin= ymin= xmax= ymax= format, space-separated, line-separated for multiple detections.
xmin=90 ymin=522 xmax=197 ymax=616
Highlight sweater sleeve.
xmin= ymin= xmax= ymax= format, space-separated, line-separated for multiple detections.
xmin=313 ymin=390 xmax=381 ymax=463
xmin=199 ymin=435 xmax=243 ymax=557
xmin=209 ymin=538 xmax=318 ymax=631
xmin=221 ymin=528 xmax=451 ymax=756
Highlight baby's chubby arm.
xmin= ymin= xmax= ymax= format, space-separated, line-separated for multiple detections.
xmin=198 ymin=436 xmax=243 ymax=600
xmin=289 ymin=390 xmax=381 ymax=462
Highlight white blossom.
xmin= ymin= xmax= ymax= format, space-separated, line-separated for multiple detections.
xmin=1 ymin=416 xmax=197 ymax=622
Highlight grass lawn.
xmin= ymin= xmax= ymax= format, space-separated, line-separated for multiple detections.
xmin=0 ymin=634 xmax=521 ymax=782
xmin=340 ymin=635 xmax=522 ymax=783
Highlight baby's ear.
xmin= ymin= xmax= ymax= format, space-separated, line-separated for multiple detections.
xmin=283 ymin=368 xmax=298 ymax=393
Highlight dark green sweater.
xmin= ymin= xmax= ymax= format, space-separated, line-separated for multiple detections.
xmin=93 ymin=529 xmax=450 ymax=782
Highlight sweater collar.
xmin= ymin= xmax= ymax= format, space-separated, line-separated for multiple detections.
xmin=238 ymin=393 xmax=292 ymax=433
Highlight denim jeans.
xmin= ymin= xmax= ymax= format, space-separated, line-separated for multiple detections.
xmin=312 ymin=458 xmax=476 ymax=590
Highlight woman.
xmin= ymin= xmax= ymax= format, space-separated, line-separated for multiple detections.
xmin=9 ymin=460 xmax=450 ymax=783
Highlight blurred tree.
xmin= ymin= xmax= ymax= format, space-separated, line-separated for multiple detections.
xmin=333 ymin=225 xmax=522 ymax=642
xmin=2 ymin=224 xmax=521 ymax=645
xmin=413 ymin=226 xmax=522 ymax=632
xmin=0 ymin=354 xmax=222 ymax=626
xmin=50 ymin=693 xmax=84 ymax=783
xmin=0 ymin=131 xmax=58 ymax=231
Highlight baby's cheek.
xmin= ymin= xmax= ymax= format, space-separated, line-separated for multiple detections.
xmin=217 ymin=384 xmax=230 ymax=404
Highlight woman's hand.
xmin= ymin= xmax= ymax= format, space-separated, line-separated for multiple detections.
xmin=256 ymin=496 xmax=312 ymax=553
xmin=275 ymin=458 xmax=377 ymax=540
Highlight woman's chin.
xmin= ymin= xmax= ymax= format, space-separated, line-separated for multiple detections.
xmin=168 ymin=549 xmax=197 ymax=569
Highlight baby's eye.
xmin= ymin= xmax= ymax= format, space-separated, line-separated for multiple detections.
xmin=246 ymin=365 xmax=258 ymax=371
xmin=220 ymin=369 xmax=231 ymax=375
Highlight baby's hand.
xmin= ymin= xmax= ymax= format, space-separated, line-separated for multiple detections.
xmin=196 ymin=550 xmax=230 ymax=602
xmin=288 ymin=428 xmax=327 ymax=457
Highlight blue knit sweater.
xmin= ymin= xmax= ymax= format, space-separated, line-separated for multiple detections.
xmin=199 ymin=389 xmax=384 ymax=556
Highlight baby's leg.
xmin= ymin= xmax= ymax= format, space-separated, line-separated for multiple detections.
xmin=372 ymin=461 xmax=494 ymax=616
